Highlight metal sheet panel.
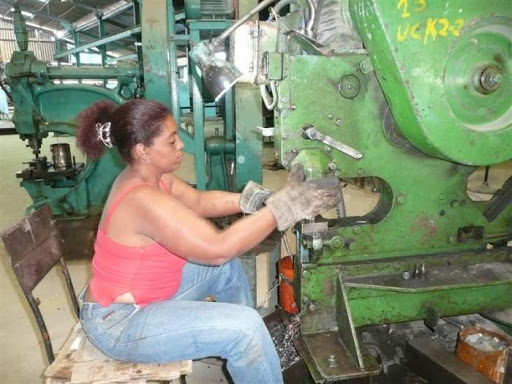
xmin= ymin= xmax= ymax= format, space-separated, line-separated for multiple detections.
xmin=231 ymin=21 xmax=277 ymax=84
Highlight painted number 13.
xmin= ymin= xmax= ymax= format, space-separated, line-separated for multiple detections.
xmin=398 ymin=0 xmax=427 ymax=18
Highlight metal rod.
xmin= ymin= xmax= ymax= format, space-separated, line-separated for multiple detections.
xmin=213 ymin=0 xmax=279 ymax=46
xmin=54 ymin=26 xmax=141 ymax=59
xmin=47 ymin=66 xmax=139 ymax=79
xmin=167 ymin=0 xmax=181 ymax=123
xmin=105 ymin=54 xmax=138 ymax=63
xmin=78 ymin=29 xmax=129 ymax=51
xmin=73 ymin=2 xmax=133 ymax=33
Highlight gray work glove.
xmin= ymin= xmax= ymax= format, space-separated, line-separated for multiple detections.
xmin=239 ymin=181 xmax=273 ymax=214
xmin=266 ymin=163 xmax=341 ymax=231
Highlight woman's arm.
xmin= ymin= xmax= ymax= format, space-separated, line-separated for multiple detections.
xmin=162 ymin=173 xmax=242 ymax=218
xmin=132 ymin=186 xmax=276 ymax=265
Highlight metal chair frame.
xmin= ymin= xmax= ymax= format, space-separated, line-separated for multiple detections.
xmin=2 ymin=205 xmax=189 ymax=383
xmin=2 ymin=205 xmax=79 ymax=364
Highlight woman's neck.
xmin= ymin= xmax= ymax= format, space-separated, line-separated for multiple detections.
xmin=124 ymin=164 xmax=162 ymax=186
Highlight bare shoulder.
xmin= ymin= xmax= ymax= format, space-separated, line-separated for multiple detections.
xmin=159 ymin=173 xmax=196 ymax=200
xmin=160 ymin=172 xmax=187 ymax=190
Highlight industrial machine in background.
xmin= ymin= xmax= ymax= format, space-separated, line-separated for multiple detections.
xmin=5 ymin=0 xmax=512 ymax=382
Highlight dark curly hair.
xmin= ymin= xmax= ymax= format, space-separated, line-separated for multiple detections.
xmin=76 ymin=99 xmax=172 ymax=164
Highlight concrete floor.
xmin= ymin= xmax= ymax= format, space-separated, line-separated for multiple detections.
xmin=0 ymin=132 xmax=511 ymax=383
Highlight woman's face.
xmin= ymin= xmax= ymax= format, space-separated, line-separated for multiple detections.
xmin=147 ymin=116 xmax=184 ymax=172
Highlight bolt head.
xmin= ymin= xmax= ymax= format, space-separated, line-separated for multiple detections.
xmin=396 ymin=194 xmax=406 ymax=204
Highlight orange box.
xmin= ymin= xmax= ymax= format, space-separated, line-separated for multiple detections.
xmin=455 ymin=325 xmax=511 ymax=383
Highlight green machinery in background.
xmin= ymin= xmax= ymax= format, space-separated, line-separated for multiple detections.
xmin=5 ymin=0 xmax=512 ymax=382
xmin=5 ymin=1 xmax=264 ymax=256
xmin=5 ymin=1 xmax=260 ymax=218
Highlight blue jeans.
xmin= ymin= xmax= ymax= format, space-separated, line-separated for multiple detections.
xmin=79 ymin=259 xmax=283 ymax=384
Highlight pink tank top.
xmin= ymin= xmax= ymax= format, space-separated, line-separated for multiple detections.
xmin=89 ymin=180 xmax=187 ymax=306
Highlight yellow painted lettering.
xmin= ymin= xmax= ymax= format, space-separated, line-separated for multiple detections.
xmin=411 ymin=23 xmax=421 ymax=39
xmin=397 ymin=24 xmax=410 ymax=41
xmin=398 ymin=0 xmax=411 ymax=18
xmin=424 ymin=18 xmax=438 ymax=44
xmin=453 ymin=19 xmax=464 ymax=36
xmin=415 ymin=0 xmax=426 ymax=12
xmin=438 ymin=18 xmax=449 ymax=36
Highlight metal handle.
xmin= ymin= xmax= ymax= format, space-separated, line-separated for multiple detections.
xmin=303 ymin=126 xmax=363 ymax=160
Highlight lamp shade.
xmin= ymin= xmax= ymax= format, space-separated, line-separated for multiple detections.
xmin=189 ymin=41 xmax=243 ymax=101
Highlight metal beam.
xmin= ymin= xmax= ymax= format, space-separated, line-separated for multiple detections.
xmin=77 ymin=29 xmax=131 ymax=51
xmin=54 ymin=26 xmax=141 ymax=59
xmin=105 ymin=54 xmax=137 ymax=64
xmin=74 ymin=2 xmax=133 ymax=33
xmin=103 ymin=18 xmax=129 ymax=29
xmin=141 ymin=1 xmax=180 ymax=119
xmin=71 ymin=3 xmax=98 ymax=13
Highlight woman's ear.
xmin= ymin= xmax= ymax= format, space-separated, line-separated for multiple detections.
xmin=133 ymin=143 xmax=148 ymax=163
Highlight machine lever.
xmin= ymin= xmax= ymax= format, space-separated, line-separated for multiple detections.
xmin=302 ymin=126 xmax=363 ymax=160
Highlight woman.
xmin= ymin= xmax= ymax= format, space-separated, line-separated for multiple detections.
xmin=76 ymin=99 xmax=341 ymax=384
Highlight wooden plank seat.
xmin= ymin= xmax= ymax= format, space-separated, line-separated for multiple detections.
xmin=44 ymin=323 xmax=192 ymax=384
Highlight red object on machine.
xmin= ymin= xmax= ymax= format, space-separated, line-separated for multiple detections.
xmin=455 ymin=325 xmax=512 ymax=383
xmin=278 ymin=256 xmax=298 ymax=314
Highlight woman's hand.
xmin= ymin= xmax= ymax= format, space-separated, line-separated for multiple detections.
xmin=266 ymin=163 xmax=341 ymax=230
xmin=239 ymin=181 xmax=273 ymax=214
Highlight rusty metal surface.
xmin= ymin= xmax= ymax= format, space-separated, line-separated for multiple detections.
xmin=13 ymin=234 xmax=64 ymax=293
xmin=1 ymin=205 xmax=55 ymax=265
xmin=344 ymin=261 xmax=512 ymax=292
xmin=56 ymin=215 xmax=100 ymax=260
xmin=406 ymin=335 xmax=495 ymax=384
xmin=301 ymin=331 xmax=380 ymax=382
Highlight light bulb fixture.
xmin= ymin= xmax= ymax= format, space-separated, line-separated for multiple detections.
xmin=189 ymin=41 xmax=242 ymax=101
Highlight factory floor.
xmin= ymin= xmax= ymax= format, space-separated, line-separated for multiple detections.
xmin=0 ymin=131 xmax=511 ymax=383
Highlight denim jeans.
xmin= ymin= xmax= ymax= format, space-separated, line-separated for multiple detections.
xmin=79 ymin=259 xmax=283 ymax=384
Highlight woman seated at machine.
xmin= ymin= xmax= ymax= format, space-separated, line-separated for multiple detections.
xmin=76 ymin=99 xmax=341 ymax=383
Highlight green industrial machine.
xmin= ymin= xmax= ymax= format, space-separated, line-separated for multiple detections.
xmin=251 ymin=0 xmax=512 ymax=381
xmin=5 ymin=0 xmax=512 ymax=382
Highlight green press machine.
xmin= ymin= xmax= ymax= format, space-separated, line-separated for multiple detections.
xmin=5 ymin=0 xmax=512 ymax=382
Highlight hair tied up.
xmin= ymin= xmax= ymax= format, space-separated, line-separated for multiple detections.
xmin=96 ymin=122 xmax=113 ymax=148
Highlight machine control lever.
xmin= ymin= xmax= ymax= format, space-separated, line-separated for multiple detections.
xmin=302 ymin=125 xmax=363 ymax=160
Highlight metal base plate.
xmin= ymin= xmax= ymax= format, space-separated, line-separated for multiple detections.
xmin=296 ymin=331 xmax=381 ymax=383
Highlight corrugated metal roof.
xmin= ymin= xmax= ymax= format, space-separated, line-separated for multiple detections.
xmin=0 ymin=1 xmax=186 ymax=63
xmin=0 ymin=18 xmax=55 ymax=62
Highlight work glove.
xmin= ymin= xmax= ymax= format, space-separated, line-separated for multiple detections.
xmin=239 ymin=181 xmax=273 ymax=214
xmin=266 ymin=163 xmax=342 ymax=231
